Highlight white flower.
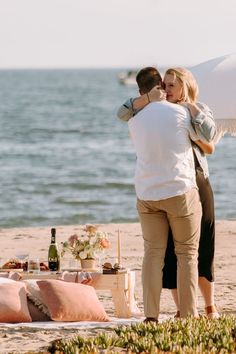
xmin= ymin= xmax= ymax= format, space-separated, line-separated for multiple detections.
xmin=61 ymin=225 xmax=110 ymax=260
xmin=84 ymin=245 xmax=91 ymax=252
xmin=79 ymin=251 xmax=87 ymax=260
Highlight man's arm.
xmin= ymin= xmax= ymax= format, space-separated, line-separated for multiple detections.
xmin=117 ymin=86 xmax=166 ymax=121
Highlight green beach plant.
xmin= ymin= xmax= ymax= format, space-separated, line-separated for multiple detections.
xmin=48 ymin=315 xmax=236 ymax=354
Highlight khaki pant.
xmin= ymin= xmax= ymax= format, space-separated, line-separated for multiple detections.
xmin=137 ymin=188 xmax=202 ymax=318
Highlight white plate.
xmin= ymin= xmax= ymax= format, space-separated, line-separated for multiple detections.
xmin=0 ymin=268 xmax=24 ymax=272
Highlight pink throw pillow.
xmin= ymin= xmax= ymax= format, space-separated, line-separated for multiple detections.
xmin=0 ymin=278 xmax=15 ymax=284
xmin=0 ymin=281 xmax=32 ymax=323
xmin=37 ymin=279 xmax=109 ymax=322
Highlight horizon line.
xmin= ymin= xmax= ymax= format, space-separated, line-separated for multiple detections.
xmin=0 ymin=63 xmax=192 ymax=71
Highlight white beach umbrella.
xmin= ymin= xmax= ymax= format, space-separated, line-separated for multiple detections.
xmin=191 ymin=53 xmax=236 ymax=141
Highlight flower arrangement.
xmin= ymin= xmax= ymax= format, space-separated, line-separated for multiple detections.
xmin=61 ymin=225 xmax=110 ymax=260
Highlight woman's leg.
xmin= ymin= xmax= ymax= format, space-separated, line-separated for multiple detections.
xmin=199 ymin=277 xmax=219 ymax=317
xmin=198 ymin=277 xmax=214 ymax=306
xmin=196 ymin=170 xmax=219 ymax=317
xmin=163 ymin=229 xmax=177 ymax=289
xmin=163 ymin=170 xmax=218 ymax=317
xmin=171 ymin=288 xmax=180 ymax=316
xmin=163 ymin=230 xmax=180 ymax=315
xmin=163 ymin=170 xmax=217 ymax=316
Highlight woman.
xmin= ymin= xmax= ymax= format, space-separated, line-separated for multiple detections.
xmin=117 ymin=67 xmax=219 ymax=318
xmin=162 ymin=68 xmax=218 ymax=318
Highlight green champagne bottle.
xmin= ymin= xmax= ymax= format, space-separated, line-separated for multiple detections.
xmin=48 ymin=228 xmax=60 ymax=271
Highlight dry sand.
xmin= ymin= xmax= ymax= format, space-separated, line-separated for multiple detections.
xmin=0 ymin=221 xmax=235 ymax=353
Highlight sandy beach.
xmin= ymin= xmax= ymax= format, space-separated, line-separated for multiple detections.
xmin=0 ymin=220 xmax=235 ymax=353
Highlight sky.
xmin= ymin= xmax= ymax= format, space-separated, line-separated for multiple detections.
xmin=0 ymin=0 xmax=236 ymax=69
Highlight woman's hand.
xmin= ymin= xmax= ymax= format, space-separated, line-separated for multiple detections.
xmin=132 ymin=86 xmax=166 ymax=111
xmin=148 ymin=85 xmax=167 ymax=102
xmin=179 ymin=102 xmax=201 ymax=118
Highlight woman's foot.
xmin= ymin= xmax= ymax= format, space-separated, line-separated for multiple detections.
xmin=205 ymin=305 xmax=220 ymax=319
xmin=174 ymin=310 xmax=180 ymax=318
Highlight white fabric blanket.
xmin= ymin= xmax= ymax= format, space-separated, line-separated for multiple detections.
xmin=0 ymin=314 xmax=172 ymax=329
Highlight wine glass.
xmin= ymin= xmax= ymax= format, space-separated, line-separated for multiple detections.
xmin=15 ymin=253 xmax=29 ymax=271
xmin=27 ymin=257 xmax=40 ymax=274
xmin=94 ymin=250 xmax=105 ymax=271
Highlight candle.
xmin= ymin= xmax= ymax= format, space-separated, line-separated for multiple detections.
xmin=117 ymin=229 xmax=121 ymax=265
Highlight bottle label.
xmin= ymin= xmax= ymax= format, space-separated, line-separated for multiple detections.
xmin=48 ymin=258 xmax=59 ymax=271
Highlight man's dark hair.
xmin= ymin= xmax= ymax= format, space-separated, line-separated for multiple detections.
xmin=136 ymin=67 xmax=162 ymax=94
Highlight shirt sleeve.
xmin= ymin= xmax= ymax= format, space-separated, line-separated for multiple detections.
xmin=188 ymin=124 xmax=200 ymax=142
xmin=117 ymin=98 xmax=134 ymax=121
xmin=191 ymin=102 xmax=216 ymax=142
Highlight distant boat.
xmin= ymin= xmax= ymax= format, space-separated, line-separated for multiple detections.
xmin=117 ymin=70 xmax=137 ymax=86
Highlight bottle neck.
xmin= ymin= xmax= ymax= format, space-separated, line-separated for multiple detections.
xmin=51 ymin=228 xmax=56 ymax=244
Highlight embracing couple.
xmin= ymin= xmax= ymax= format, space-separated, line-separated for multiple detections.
xmin=117 ymin=66 xmax=219 ymax=321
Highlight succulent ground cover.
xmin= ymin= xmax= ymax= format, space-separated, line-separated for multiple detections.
xmin=48 ymin=315 xmax=236 ymax=353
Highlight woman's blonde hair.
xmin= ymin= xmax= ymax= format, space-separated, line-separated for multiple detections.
xmin=164 ymin=67 xmax=199 ymax=103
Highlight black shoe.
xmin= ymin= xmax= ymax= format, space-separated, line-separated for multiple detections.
xmin=174 ymin=310 xmax=180 ymax=318
xmin=143 ymin=317 xmax=158 ymax=324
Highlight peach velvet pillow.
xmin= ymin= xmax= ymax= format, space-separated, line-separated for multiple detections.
xmin=37 ymin=279 xmax=109 ymax=322
xmin=0 ymin=280 xmax=32 ymax=323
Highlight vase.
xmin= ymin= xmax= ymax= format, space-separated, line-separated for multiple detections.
xmin=80 ymin=258 xmax=96 ymax=270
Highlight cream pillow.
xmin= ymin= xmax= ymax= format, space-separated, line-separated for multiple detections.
xmin=37 ymin=279 xmax=109 ymax=322
xmin=23 ymin=279 xmax=50 ymax=317
xmin=0 ymin=272 xmax=22 ymax=281
xmin=27 ymin=299 xmax=51 ymax=322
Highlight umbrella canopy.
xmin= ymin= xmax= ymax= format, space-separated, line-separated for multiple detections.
xmin=191 ymin=53 xmax=236 ymax=140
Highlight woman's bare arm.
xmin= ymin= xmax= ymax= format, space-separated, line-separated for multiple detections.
xmin=194 ymin=140 xmax=215 ymax=154
xmin=132 ymin=86 xmax=166 ymax=110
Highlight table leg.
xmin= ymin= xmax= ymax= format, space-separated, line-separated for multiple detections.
xmin=111 ymin=289 xmax=131 ymax=318
xmin=111 ymin=272 xmax=141 ymax=318
xmin=127 ymin=271 xmax=141 ymax=317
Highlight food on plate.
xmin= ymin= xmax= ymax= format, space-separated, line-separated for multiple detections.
xmin=1 ymin=259 xmax=23 ymax=269
xmin=1 ymin=259 xmax=49 ymax=271
xmin=39 ymin=262 xmax=49 ymax=271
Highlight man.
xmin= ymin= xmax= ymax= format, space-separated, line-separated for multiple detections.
xmin=122 ymin=67 xmax=202 ymax=321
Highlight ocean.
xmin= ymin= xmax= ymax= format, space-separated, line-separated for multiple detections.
xmin=0 ymin=69 xmax=235 ymax=228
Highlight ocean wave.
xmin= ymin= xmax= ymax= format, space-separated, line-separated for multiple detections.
xmin=0 ymin=69 xmax=235 ymax=227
